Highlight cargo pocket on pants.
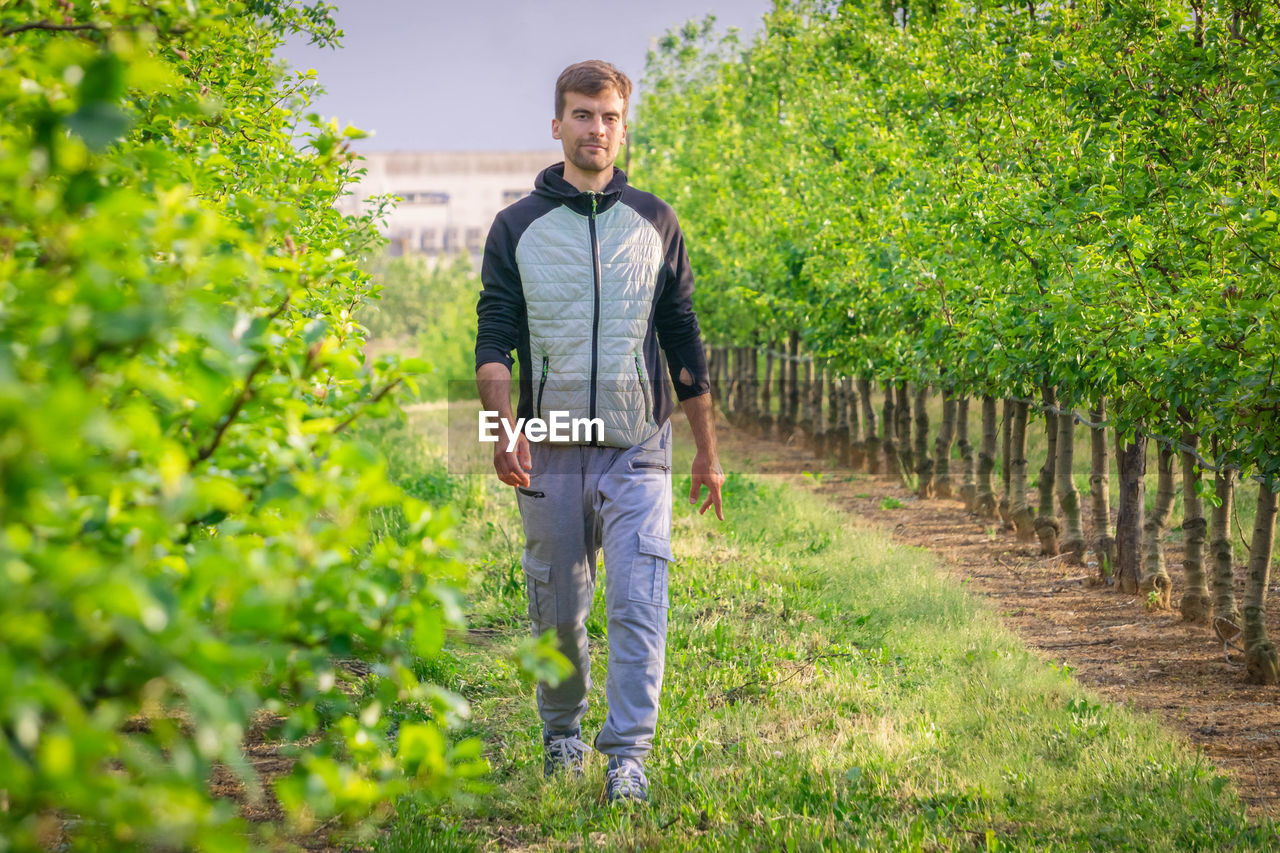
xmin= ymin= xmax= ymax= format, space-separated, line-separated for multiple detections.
xmin=628 ymin=532 xmax=674 ymax=608
xmin=522 ymin=551 xmax=555 ymax=624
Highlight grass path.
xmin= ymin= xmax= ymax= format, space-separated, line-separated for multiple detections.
xmin=376 ymin=411 xmax=1277 ymax=851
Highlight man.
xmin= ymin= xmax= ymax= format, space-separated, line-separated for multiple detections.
xmin=474 ymin=59 xmax=724 ymax=805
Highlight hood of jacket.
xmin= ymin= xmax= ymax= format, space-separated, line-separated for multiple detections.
xmin=532 ymin=162 xmax=629 ymax=216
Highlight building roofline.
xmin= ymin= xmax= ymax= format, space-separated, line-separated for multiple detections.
xmin=358 ymin=149 xmax=563 ymax=176
xmin=358 ymin=149 xmax=562 ymax=156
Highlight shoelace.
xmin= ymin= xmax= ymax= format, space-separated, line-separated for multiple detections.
xmin=605 ymin=764 xmax=648 ymax=797
xmin=546 ymin=735 xmax=589 ymax=767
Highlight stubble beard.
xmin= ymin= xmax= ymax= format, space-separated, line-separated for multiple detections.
xmin=568 ymin=142 xmax=613 ymax=176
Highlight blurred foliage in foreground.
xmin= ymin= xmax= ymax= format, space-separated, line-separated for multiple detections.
xmin=0 ymin=1 xmax=532 ymax=848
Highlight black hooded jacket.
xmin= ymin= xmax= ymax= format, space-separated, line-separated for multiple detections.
xmin=475 ymin=162 xmax=710 ymax=443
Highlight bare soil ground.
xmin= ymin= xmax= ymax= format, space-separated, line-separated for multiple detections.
xmin=207 ymin=679 xmax=374 ymax=851
xmin=716 ymin=417 xmax=1280 ymax=821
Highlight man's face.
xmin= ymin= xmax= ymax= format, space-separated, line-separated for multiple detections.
xmin=552 ymin=88 xmax=627 ymax=177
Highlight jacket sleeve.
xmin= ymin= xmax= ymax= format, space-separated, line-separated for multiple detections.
xmin=475 ymin=212 xmax=523 ymax=371
xmin=653 ymin=218 xmax=710 ymax=400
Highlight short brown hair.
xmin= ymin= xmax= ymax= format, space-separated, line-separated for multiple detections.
xmin=555 ymin=60 xmax=632 ymax=120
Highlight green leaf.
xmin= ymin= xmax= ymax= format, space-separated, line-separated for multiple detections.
xmin=79 ymin=53 xmax=126 ymax=103
xmin=65 ymin=102 xmax=131 ymax=151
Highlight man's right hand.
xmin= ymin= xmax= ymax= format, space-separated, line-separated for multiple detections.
xmin=476 ymin=362 xmax=531 ymax=487
xmin=494 ymin=430 xmax=532 ymax=487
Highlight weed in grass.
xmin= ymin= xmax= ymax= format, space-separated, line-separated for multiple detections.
xmin=377 ymin=810 xmax=479 ymax=852
xmin=880 ymin=496 xmax=904 ymax=510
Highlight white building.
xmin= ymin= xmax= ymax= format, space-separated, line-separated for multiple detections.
xmin=338 ymin=150 xmax=563 ymax=257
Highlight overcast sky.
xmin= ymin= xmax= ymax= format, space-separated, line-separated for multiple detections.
xmin=275 ymin=0 xmax=773 ymax=152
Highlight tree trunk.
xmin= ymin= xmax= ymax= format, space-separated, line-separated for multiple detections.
xmin=811 ymin=361 xmax=826 ymax=455
xmin=976 ymin=395 xmax=998 ymax=519
xmin=859 ymin=378 xmax=879 ymax=475
xmin=735 ymin=347 xmax=747 ymax=419
xmin=849 ymin=379 xmax=863 ymax=467
xmin=1034 ymin=386 xmax=1060 ymax=556
xmin=828 ymin=368 xmax=843 ymax=462
xmin=896 ymin=382 xmax=914 ymax=486
xmin=1210 ymin=461 xmax=1239 ymax=623
xmin=1138 ymin=442 xmax=1176 ymax=609
xmin=841 ymin=378 xmax=859 ymax=467
xmin=796 ymin=358 xmax=808 ymax=439
xmin=934 ymin=391 xmax=957 ymax=500
xmin=956 ymin=397 xmax=976 ymax=511
xmin=761 ymin=345 xmax=775 ymax=438
xmin=745 ymin=346 xmax=757 ymax=418
xmin=773 ymin=343 xmax=783 ymax=432
xmin=882 ymin=382 xmax=900 ymax=483
xmin=1056 ymin=412 xmax=1085 ymax=563
xmin=720 ymin=346 xmax=732 ymax=409
xmin=829 ymin=371 xmax=842 ymax=436
xmin=1089 ymin=399 xmax=1115 ymax=581
xmin=1000 ymin=399 xmax=1013 ymax=526
xmin=1114 ymin=434 xmax=1147 ymax=595
xmin=723 ymin=348 xmax=738 ymax=420
xmin=831 ymin=372 xmax=846 ymax=464
xmin=808 ymin=360 xmax=818 ymax=445
xmin=735 ymin=346 xmax=747 ymax=422
xmin=721 ymin=347 xmax=733 ymax=414
xmin=707 ymin=345 xmax=721 ymax=405
xmin=1009 ymin=400 xmax=1035 ymax=543
xmin=1178 ymin=432 xmax=1210 ymax=623
xmin=725 ymin=347 xmax=737 ymax=418
xmin=774 ymin=341 xmax=786 ymax=438
xmin=1243 ymin=481 xmax=1279 ymax=685
xmin=785 ymin=330 xmax=800 ymax=434
xmin=914 ymin=385 xmax=934 ymax=499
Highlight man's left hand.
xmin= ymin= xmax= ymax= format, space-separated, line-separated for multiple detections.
xmin=689 ymin=449 xmax=725 ymax=520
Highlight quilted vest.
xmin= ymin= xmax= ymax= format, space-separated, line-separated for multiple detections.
xmin=516 ymin=195 xmax=665 ymax=448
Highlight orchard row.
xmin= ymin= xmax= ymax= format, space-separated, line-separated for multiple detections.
xmin=634 ymin=2 xmax=1280 ymax=682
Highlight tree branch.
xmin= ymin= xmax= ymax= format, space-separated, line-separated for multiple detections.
xmin=1 ymin=19 xmax=188 ymax=37
xmin=333 ymin=378 xmax=403 ymax=434
xmin=1 ymin=20 xmax=103 ymax=36
xmin=194 ymin=356 xmax=268 ymax=463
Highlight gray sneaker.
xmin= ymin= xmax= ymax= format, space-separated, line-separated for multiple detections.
xmin=604 ymin=757 xmax=649 ymax=805
xmin=543 ymin=728 xmax=590 ymax=777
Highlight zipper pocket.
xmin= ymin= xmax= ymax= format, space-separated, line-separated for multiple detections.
xmin=632 ymin=461 xmax=669 ymax=471
xmin=634 ymin=352 xmax=651 ymax=424
xmin=536 ymin=356 xmax=548 ymax=420
xmin=517 ymin=486 xmax=546 ymax=498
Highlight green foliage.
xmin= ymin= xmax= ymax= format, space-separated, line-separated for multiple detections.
xmin=633 ymin=0 xmax=1280 ymax=485
xmin=363 ymin=255 xmax=480 ymax=401
xmin=0 ymin=2 xmax=490 ymax=848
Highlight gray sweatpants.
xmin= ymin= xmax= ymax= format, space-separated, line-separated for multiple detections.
xmin=515 ymin=420 xmax=673 ymax=761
